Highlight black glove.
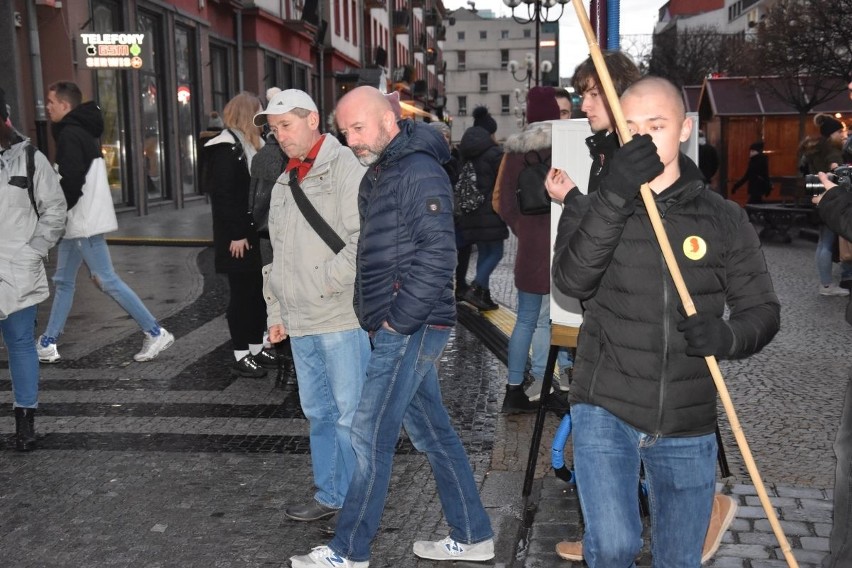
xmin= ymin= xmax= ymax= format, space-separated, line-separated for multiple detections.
xmin=676 ymin=312 xmax=734 ymax=358
xmin=600 ymin=134 xmax=664 ymax=202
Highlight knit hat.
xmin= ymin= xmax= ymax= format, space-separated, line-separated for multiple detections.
xmin=266 ymin=87 xmax=282 ymax=103
xmin=525 ymin=86 xmax=560 ymax=124
xmin=749 ymin=141 xmax=764 ymax=152
xmin=816 ymin=113 xmax=844 ymax=138
xmin=0 ymin=88 xmax=8 ymax=122
xmin=472 ymin=106 xmax=497 ymax=134
xmin=207 ymin=111 xmax=224 ymax=130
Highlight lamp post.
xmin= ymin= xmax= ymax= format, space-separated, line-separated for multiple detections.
xmin=502 ymin=0 xmax=569 ymax=87
xmin=507 ymin=54 xmax=553 ymax=126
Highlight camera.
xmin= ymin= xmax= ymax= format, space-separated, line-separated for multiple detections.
xmin=804 ymin=165 xmax=852 ymax=195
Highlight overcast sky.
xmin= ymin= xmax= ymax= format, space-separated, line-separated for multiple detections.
xmin=441 ymin=0 xmax=661 ymax=77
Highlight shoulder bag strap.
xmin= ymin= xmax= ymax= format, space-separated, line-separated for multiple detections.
xmin=287 ymin=168 xmax=346 ymax=254
xmin=26 ymin=144 xmax=39 ymax=219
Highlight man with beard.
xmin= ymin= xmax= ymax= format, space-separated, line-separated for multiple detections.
xmin=288 ymin=86 xmax=493 ymax=568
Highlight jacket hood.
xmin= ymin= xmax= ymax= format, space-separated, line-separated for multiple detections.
xmin=378 ymin=119 xmax=450 ymax=168
xmin=503 ymin=122 xmax=552 ymax=154
xmin=52 ymin=101 xmax=104 ymax=140
xmin=458 ymin=125 xmax=497 ymax=160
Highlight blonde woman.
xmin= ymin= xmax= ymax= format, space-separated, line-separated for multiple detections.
xmin=200 ymin=92 xmax=275 ymax=377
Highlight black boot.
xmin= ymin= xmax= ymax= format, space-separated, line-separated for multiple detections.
xmin=501 ymin=385 xmax=538 ymax=414
xmin=14 ymin=407 xmax=37 ymax=452
xmin=463 ymin=283 xmax=499 ymax=311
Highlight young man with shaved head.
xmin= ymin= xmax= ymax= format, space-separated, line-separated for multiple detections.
xmin=547 ymin=77 xmax=780 ymax=566
xmin=289 ymin=86 xmax=493 ymax=568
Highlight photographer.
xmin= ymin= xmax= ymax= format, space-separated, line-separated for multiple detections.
xmin=813 ymin=170 xmax=852 ymax=568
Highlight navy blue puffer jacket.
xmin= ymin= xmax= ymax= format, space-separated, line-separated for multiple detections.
xmin=355 ymin=120 xmax=457 ymax=334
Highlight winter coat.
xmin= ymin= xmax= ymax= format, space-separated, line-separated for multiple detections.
xmin=51 ymin=101 xmax=118 ymax=238
xmin=553 ymin=155 xmax=780 ymax=437
xmin=265 ymin=134 xmax=365 ymax=337
xmin=248 ymin=142 xmax=286 ymax=239
xmin=456 ymin=126 xmax=508 ymax=244
xmin=0 ymin=137 xmax=67 ymax=319
xmin=803 ymin=137 xmax=843 ymax=176
xmin=355 ymin=120 xmax=456 ymax=335
xmin=731 ymin=153 xmax=771 ymax=199
xmin=201 ymin=129 xmax=263 ymax=274
xmin=817 ymin=187 xmax=852 ymax=324
xmin=495 ymin=121 xmax=553 ymax=295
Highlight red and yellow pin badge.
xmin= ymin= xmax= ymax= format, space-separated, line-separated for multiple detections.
xmin=682 ymin=236 xmax=707 ymax=261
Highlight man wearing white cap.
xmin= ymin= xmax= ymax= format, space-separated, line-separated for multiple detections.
xmin=255 ymin=90 xmax=370 ymax=524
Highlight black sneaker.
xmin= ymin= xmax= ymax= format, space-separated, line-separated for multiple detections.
xmin=501 ymin=384 xmax=538 ymax=414
xmin=463 ymin=284 xmax=499 ymax=311
xmin=230 ymin=354 xmax=268 ymax=378
xmin=253 ymin=348 xmax=280 ymax=369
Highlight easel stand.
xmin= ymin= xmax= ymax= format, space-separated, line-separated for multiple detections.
xmin=522 ymin=324 xmax=731 ymax=497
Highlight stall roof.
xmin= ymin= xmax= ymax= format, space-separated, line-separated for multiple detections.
xmin=698 ymin=76 xmax=852 ymax=119
xmin=682 ymin=85 xmax=702 ymax=114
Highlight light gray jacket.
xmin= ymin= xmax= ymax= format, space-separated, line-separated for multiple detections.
xmin=265 ymin=134 xmax=366 ymax=336
xmin=0 ymin=139 xmax=67 ymax=319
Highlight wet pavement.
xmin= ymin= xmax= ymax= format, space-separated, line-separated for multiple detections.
xmin=0 ymin=203 xmax=848 ymax=567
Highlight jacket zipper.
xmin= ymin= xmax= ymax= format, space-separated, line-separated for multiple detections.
xmin=654 ymin=211 xmax=668 ymax=435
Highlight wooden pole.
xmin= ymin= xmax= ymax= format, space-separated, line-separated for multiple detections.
xmin=569 ymin=1 xmax=799 ymax=566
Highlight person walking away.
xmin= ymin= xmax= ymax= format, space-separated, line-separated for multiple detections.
xmin=255 ymin=89 xmax=370 ymax=525
xmin=802 ymin=114 xmax=852 ymax=296
xmin=731 ymin=140 xmax=772 ymax=204
xmin=698 ymin=129 xmax=720 ymax=187
xmin=200 ymin=92 xmax=278 ymax=378
xmin=0 ymin=90 xmax=67 ymax=450
xmin=548 ymin=77 xmax=779 ymax=566
xmin=36 ymin=81 xmax=173 ymax=363
xmin=289 ymin=86 xmax=494 ymax=567
xmin=457 ymin=106 xmax=507 ymax=310
xmin=813 ymin=153 xmax=852 ymax=567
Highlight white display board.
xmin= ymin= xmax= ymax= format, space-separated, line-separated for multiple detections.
xmin=548 ymin=114 xmax=699 ymax=328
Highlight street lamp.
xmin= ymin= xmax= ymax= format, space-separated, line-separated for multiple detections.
xmin=508 ymin=52 xmax=554 ymax=90
xmin=502 ymin=0 xmax=569 ymax=86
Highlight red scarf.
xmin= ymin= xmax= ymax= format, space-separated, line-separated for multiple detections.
xmin=284 ymin=135 xmax=325 ymax=183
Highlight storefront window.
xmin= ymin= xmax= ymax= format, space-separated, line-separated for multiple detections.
xmin=175 ymin=24 xmax=198 ymax=196
xmin=210 ymin=43 xmax=231 ymax=115
xmin=93 ymin=0 xmax=128 ymax=206
xmin=137 ymin=11 xmax=168 ymax=201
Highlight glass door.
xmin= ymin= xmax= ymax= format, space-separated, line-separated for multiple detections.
xmin=137 ymin=10 xmax=168 ymax=201
xmin=175 ymin=24 xmax=199 ymax=196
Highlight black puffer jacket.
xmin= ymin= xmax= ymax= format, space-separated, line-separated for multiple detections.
xmin=51 ymin=101 xmax=104 ymax=209
xmin=553 ymin=155 xmax=780 ymax=436
xmin=818 ymin=187 xmax=852 ymax=324
xmin=585 ymin=129 xmax=619 ymax=195
xmin=456 ymin=126 xmax=508 ymax=244
xmin=355 ymin=120 xmax=456 ymax=335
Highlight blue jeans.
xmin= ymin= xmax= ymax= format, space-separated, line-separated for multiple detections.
xmin=508 ymin=292 xmax=573 ymax=386
xmin=572 ymin=404 xmax=717 ymax=567
xmin=329 ymin=325 xmax=493 ymax=562
xmin=0 ymin=305 xmax=39 ymax=408
xmin=472 ymin=240 xmax=504 ymax=290
xmin=816 ymin=226 xmax=852 ymax=286
xmin=44 ymin=235 xmax=158 ymax=338
xmin=824 ymin=372 xmax=852 ymax=568
xmin=290 ymin=328 xmax=371 ymax=509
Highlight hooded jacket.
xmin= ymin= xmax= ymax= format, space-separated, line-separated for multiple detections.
xmin=51 ymin=101 xmax=117 ymax=238
xmin=817 ymin=187 xmax=852 ymax=324
xmin=456 ymin=125 xmax=508 ymax=244
xmin=265 ymin=134 xmax=365 ymax=337
xmin=495 ymin=121 xmax=553 ymax=294
xmin=0 ymin=137 xmax=67 ymax=319
xmin=553 ymin=155 xmax=780 ymax=437
xmin=355 ymin=120 xmax=456 ymax=335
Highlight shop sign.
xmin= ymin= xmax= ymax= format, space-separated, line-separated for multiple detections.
xmin=80 ymin=33 xmax=144 ymax=69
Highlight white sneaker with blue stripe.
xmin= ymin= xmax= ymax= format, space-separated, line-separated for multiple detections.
xmin=290 ymin=546 xmax=368 ymax=568
xmin=412 ymin=536 xmax=495 ymax=561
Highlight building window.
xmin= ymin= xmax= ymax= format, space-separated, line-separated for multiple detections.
xmin=501 ymin=94 xmax=510 ymax=114
xmin=479 ymin=72 xmax=488 ymax=92
xmin=344 ymin=0 xmax=350 ymax=40
xmin=352 ymin=1 xmax=358 ymax=45
xmin=458 ymin=31 xmax=465 ymax=41
xmin=458 ymin=50 xmax=465 ymax=71
xmin=265 ymin=54 xmax=279 ymax=93
xmin=523 ymin=29 xmax=531 ymax=38
xmin=282 ymin=60 xmax=294 ymax=89
xmin=137 ymin=10 xmax=168 ymax=201
xmin=458 ymin=96 xmax=467 ymax=116
xmin=501 ymin=49 xmax=509 ymax=69
xmin=210 ymin=43 xmax=231 ymax=115
xmin=501 ymin=29 xmax=509 ymax=39
xmin=479 ymin=30 xmax=487 ymax=40
xmin=335 ymin=1 xmax=341 ymax=36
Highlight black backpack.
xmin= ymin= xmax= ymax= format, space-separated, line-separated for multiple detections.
xmin=516 ymin=150 xmax=551 ymax=215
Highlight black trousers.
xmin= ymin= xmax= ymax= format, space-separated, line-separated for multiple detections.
xmin=226 ymin=271 xmax=267 ymax=351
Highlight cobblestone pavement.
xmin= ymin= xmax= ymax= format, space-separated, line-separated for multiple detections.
xmin=0 ymin=205 xmax=847 ymax=568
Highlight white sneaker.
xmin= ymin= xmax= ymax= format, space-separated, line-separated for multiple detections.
xmin=133 ymin=328 xmax=174 ymax=362
xmin=412 ymin=536 xmax=495 ymax=561
xmin=820 ymin=284 xmax=850 ymax=296
xmin=289 ymin=546 xmax=369 ymax=568
xmin=36 ymin=335 xmax=61 ymax=363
